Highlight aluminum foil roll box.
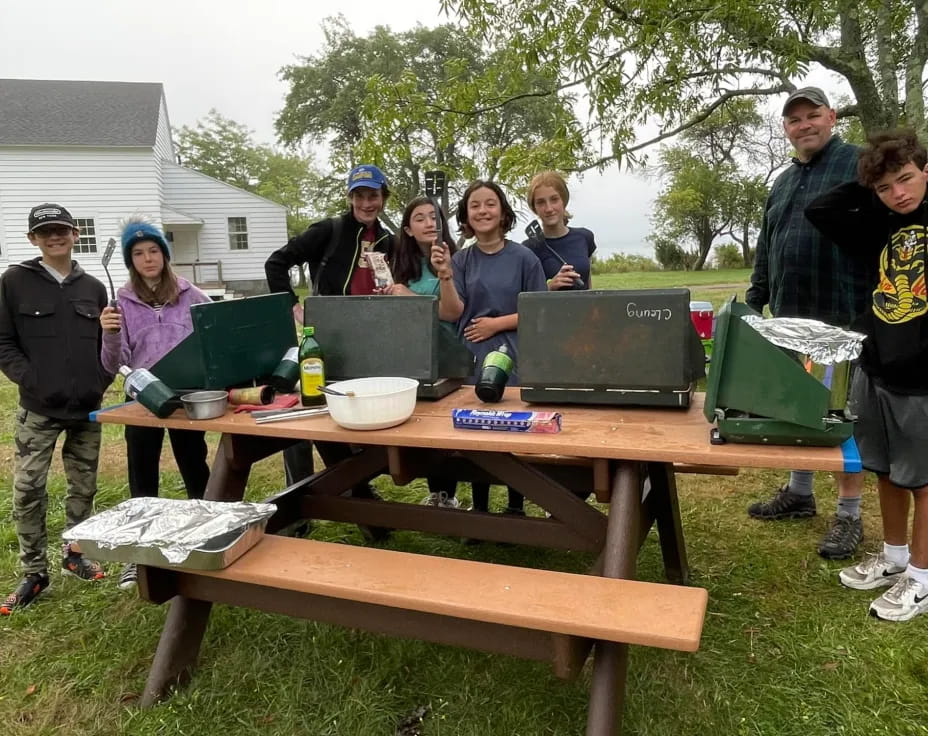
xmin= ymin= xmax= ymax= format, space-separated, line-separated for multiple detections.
xmin=150 ymin=293 xmax=296 ymax=391
xmin=518 ymin=289 xmax=706 ymax=408
xmin=703 ymin=297 xmax=855 ymax=446
xmin=304 ymin=295 xmax=475 ymax=399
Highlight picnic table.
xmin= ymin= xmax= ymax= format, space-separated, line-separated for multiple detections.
xmin=93 ymin=389 xmax=855 ymax=735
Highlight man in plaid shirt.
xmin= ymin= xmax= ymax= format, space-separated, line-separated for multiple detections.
xmin=745 ymin=87 xmax=872 ymax=559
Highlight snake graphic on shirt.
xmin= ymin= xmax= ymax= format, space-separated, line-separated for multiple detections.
xmin=873 ymin=224 xmax=927 ymax=324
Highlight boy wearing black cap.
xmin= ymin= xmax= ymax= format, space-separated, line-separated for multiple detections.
xmin=0 ymin=204 xmax=111 ymax=614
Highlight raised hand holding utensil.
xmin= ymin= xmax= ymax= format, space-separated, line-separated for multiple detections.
xmin=524 ymin=220 xmax=585 ymax=289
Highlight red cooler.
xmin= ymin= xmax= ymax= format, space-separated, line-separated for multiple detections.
xmin=689 ymin=301 xmax=714 ymax=339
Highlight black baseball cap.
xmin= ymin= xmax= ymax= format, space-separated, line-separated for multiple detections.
xmin=782 ymin=87 xmax=831 ymax=116
xmin=28 ymin=203 xmax=76 ymax=233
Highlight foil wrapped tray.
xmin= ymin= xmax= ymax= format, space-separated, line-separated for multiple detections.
xmin=65 ymin=497 xmax=277 ymax=570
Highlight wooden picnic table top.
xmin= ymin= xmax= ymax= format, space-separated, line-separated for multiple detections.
xmin=94 ymin=389 xmax=851 ymax=472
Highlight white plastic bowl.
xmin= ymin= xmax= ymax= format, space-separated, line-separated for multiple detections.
xmin=323 ymin=377 xmax=419 ymax=430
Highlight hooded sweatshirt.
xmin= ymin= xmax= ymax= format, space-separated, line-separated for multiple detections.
xmin=100 ymin=277 xmax=211 ymax=374
xmin=0 ymin=257 xmax=111 ymax=419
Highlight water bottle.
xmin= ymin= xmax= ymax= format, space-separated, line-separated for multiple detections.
xmin=475 ymin=344 xmax=513 ymax=403
xmin=119 ymin=366 xmax=177 ymax=418
xmin=268 ymin=346 xmax=300 ymax=393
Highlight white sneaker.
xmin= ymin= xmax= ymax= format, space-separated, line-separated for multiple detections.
xmin=118 ymin=562 xmax=138 ymax=590
xmin=839 ymin=553 xmax=906 ymax=590
xmin=869 ymin=575 xmax=928 ymax=622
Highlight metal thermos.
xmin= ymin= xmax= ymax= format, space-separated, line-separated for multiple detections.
xmin=268 ymin=346 xmax=300 ymax=393
xmin=119 ymin=365 xmax=176 ymax=418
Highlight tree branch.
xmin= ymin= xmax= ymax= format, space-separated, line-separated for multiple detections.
xmin=569 ymin=84 xmax=791 ymax=173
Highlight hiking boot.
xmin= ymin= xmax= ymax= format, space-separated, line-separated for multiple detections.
xmin=502 ymin=506 xmax=526 ymax=516
xmin=818 ymin=512 xmax=864 ymax=559
xmin=353 ymin=485 xmax=391 ymax=542
xmin=61 ymin=544 xmax=105 ymax=581
xmin=118 ymin=563 xmax=138 ymax=591
xmin=1 ymin=572 xmax=50 ymax=614
xmin=869 ymin=575 xmax=928 ymax=622
xmin=747 ymin=485 xmax=816 ymax=520
xmin=839 ymin=553 xmax=906 ymax=590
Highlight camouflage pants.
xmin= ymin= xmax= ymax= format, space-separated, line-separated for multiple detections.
xmin=12 ymin=408 xmax=102 ymax=574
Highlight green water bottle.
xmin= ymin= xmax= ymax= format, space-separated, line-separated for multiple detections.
xmin=299 ymin=326 xmax=326 ymax=407
xmin=475 ymin=344 xmax=513 ymax=403
xmin=269 ymin=346 xmax=300 ymax=393
xmin=119 ymin=366 xmax=177 ymax=418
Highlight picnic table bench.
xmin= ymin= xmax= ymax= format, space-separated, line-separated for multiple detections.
xmin=95 ymin=390 xmax=855 ymax=734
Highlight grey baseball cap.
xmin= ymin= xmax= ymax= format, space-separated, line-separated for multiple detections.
xmin=782 ymin=87 xmax=831 ymax=115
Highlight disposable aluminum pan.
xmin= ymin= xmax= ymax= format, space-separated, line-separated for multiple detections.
xmin=65 ymin=497 xmax=277 ymax=570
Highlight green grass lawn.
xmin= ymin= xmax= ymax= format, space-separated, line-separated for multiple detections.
xmin=2 ymin=269 xmax=927 ymax=736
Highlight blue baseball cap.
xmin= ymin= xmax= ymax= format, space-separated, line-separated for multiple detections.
xmin=347 ymin=164 xmax=388 ymax=192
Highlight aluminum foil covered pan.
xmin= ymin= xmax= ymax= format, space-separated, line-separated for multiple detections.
xmin=65 ymin=497 xmax=277 ymax=567
xmin=741 ymin=315 xmax=865 ymax=364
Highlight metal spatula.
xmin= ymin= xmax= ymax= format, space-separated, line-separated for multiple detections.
xmin=524 ymin=220 xmax=585 ymax=289
xmin=423 ymin=169 xmax=448 ymax=239
xmin=101 ymin=237 xmax=118 ymax=307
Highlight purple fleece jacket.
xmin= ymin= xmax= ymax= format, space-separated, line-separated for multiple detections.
xmin=100 ymin=277 xmax=212 ymax=374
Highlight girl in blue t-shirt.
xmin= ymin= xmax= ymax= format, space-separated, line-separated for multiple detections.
xmin=452 ymin=180 xmax=547 ymax=516
xmin=524 ymin=170 xmax=597 ymax=290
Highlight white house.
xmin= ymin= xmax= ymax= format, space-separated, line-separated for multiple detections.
xmin=0 ymin=79 xmax=288 ymax=296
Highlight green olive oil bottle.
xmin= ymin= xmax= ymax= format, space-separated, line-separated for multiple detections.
xmin=299 ymin=326 xmax=326 ymax=407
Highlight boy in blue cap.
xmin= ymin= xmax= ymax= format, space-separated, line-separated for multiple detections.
xmin=0 ymin=204 xmax=111 ymax=614
xmin=264 ymin=165 xmax=395 ymax=508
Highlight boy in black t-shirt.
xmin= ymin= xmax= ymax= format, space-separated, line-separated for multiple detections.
xmin=807 ymin=130 xmax=928 ymax=621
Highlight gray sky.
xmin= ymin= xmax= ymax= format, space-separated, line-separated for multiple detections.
xmin=0 ymin=1 xmax=844 ymax=257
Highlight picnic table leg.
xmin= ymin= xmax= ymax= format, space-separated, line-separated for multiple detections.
xmin=646 ymin=461 xmax=690 ymax=585
xmin=586 ymin=462 xmax=641 ymax=736
xmin=141 ymin=598 xmax=214 ymax=706
xmin=140 ymin=435 xmax=254 ymax=707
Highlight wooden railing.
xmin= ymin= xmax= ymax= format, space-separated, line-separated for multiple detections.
xmin=173 ymin=261 xmax=223 ymax=287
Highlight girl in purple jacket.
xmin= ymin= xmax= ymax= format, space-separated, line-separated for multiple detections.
xmin=99 ymin=217 xmax=212 ymax=590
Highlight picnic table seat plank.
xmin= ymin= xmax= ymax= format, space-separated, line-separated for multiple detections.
xmin=182 ymin=535 xmax=708 ymax=652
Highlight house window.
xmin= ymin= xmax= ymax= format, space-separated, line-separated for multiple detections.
xmin=228 ymin=217 xmax=248 ymax=250
xmin=73 ymin=218 xmax=97 ymax=254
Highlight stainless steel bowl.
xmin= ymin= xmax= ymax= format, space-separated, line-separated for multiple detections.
xmin=180 ymin=390 xmax=229 ymax=420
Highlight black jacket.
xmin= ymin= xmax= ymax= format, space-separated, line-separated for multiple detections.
xmin=807 ymin=182 xmax=928 ymax=393
xmin=0 ymin=258 xmax=112 ymax=419
xmin=264 ymin=211 xmax=393 ymax=301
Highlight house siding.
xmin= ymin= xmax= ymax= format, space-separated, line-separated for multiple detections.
xmin=0 ymin=146 xmax=160 ymax=285
xmin=161 ymin=160 xmax=287 ymax=285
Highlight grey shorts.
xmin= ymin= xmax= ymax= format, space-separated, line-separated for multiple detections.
xmin=848 ymin=370 xmax=928 ymax=489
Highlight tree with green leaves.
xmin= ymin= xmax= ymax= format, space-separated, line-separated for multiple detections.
xmin=176 ymin=110 xmax=322 ymax=236
xmin=649 ymin=100 xmax=780 ymax=270
xmin=276 ymin=17 xmax=589 ymax=225
xmin=442 ymin=0 xmax=928 ymax=167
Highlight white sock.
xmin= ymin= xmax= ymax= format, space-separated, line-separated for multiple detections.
xmin=883 ymin=542 xmax=910 ymax=568
xmin=905 ymin=564 xmax=928 ymax=588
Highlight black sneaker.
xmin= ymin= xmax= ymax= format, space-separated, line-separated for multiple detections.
xmin=747 ymin=485 xmax=816 ymax=520
xmin=61 ymin=544 xmax=105 ymax=581
xmin=818 ymin=512 xmax=863 ymax=559
xmin=1 ymin=572 xmax=50 ymax=615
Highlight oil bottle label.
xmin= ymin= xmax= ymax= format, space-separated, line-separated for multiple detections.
xmin=125 ymin=369 xmax=157 ymax=398
xmin=483 ymin=351 xmax=513 ymax=373
xmin=300 ymin=358 xmax=325 ymax=396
